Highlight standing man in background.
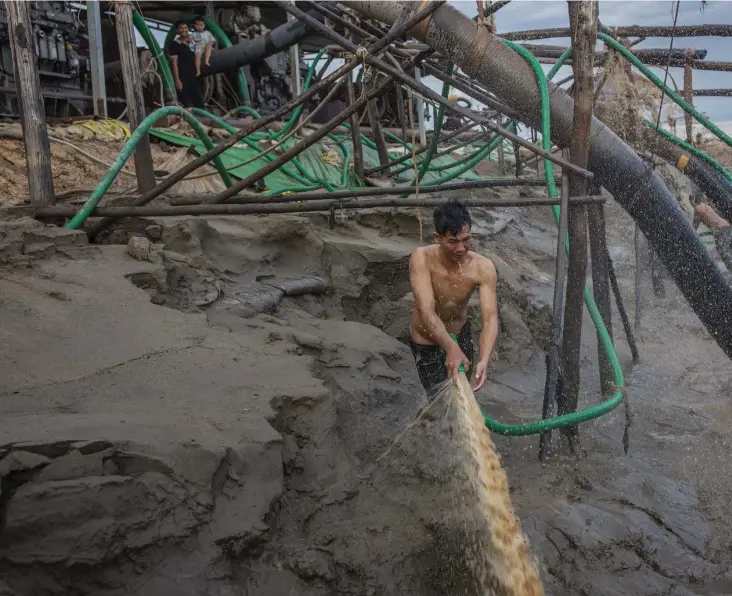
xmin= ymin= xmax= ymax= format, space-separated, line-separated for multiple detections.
xmin=168 ymin=21 xmax=204 ymax=109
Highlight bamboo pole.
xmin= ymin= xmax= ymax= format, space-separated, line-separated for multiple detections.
xmin=6 ymin=0 xmax=55 ymax=206
xmin=559 ymin=0 xmax=597 ymax=453
xmin=115 ymin=1 xmax=156 ymax=193
xmin=606 ymin=247 xmax=640 ymax=365
xmin=25 ymin=195 xmax=605 ymax=219
xmin=170 ymin=177 xmax=568 ymax=206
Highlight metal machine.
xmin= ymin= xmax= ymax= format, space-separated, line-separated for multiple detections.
xmin=0 ymin=1 xmax=92 ymax=117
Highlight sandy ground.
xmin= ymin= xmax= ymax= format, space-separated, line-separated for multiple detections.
xmin=0 ymin=187 xmax=730 ymax=595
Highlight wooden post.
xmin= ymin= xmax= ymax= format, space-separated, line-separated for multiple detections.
xmin=346 ymin=73 xmax=365 ymax=180
xmin=6 ymin=0 xmax=55 ymax=206
xmin=87 ymin=0 xmax=107 ymax=118
xmin=365 ymin=81 xmax=391 ymax=176
xmin=587 ymin=181 xmax=613 ymax=394
xmin=414 ymin=66 xmax=427 ymax=145
xmin=115 ymin=0 xmax=156 ymax=193
xmin=286 ymin=0 xmax=302 ymax=125
xmin=539 ymin=167 xmax=570 ymax=461
xmin=683 ymin=48 xmax=694 ymax=144
xmin=559 ymin=0 xmax=597 ymax=450
xmin=497 ymin=116 xmax=505 ymax=171
xmin=634 ymin=224 xmax=645 ymax=331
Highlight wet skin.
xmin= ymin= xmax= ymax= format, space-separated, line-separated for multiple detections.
xmin=409 ymin=225 xmax=498 ymax=391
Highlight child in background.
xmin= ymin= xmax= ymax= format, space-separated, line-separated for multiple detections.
xmin=191 ymin=16 xmax=215 ymax=77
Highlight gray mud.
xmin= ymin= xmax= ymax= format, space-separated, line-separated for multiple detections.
xmin=0 ymin=189 xmax=730 ymax=595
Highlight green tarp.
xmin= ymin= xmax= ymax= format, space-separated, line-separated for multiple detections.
xmin=150 ymin=128 xmax=482 ymax=191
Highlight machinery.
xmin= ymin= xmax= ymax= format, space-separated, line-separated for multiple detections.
xmin=0 ymin=1 xmax=92 ymax=118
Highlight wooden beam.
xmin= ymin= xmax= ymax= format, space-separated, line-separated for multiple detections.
xmin=87 ymin=0 xmax=107 ymax=118
xmin=500 ymin=24 xmax=732 ymax=41
xmin=114 ymin=0 xmax=156 ymax=194
xmin=679 ymin=88 xmax=732 ymax=97
xmin=559 ymin=0 xmax=597 ymax=451
xmin=6 ymin=0 xmax=55 ymax=205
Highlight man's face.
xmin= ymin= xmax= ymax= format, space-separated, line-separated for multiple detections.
xmin=177 ymin=23 xmax=189 ymax=37
xmin=434 ymin=225 xmax=471 ymax=262
xmin=193 ymin=20 xmax=205 ymax=32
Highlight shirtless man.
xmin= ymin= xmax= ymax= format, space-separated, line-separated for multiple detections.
xmin=409 ymin=199 xmax=499 ymax=395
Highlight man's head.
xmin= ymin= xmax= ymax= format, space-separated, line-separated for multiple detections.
xmin=193 ymin=17 xmax=205 ymax=32
xmin=176 ymin=21 xmax=190 ymax=38
xmin=433 ymin=199 xmax=472 ymax=262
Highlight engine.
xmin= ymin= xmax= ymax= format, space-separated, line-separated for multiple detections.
xmin=0 ymin=1 xmax=91 ymax=118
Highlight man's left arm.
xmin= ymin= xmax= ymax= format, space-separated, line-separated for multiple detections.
xmin=473 ymin=258 xmax=499 ymax=392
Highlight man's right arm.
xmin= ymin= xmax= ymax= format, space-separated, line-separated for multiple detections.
xmin=409 ymin=250 xmax=470 ymax=376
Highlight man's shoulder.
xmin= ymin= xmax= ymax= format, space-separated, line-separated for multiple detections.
xmin=470 ymin=252 xmax=497 ymax=280
xmin=410 ymin=245 xmax=434 ymax=260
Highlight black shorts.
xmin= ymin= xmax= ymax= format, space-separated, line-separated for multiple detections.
xmin=409 ymin=321 xmax=475 ymax=395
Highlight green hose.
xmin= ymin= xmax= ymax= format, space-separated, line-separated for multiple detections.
xmin=188 ymin=108 xmax=315 ymax=187
xmin=64 ymin=106 xmax=234 ymax=230
xmin=643 ymin=119 xmax=732 ymax=183
xmin=464 ymin=39 xmax=625 ymax=436
xmin=545 ymin=46 xmax=573 ymax=81
xmin=132 ymin=10 xmax=176 ymax=101
xmin=598 ymin=33 xmax=732 ymax=149
xmin=202 ymin=16 xmax=251 ymax=106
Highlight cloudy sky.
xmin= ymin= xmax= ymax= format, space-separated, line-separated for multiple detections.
xmin=452 ymin=0 xmax=732 ymax=131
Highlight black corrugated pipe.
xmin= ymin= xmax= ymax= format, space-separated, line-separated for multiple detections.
xmin=639 ymin=128 xmax=732 ymax=222
xmin=343 ymin=0 xmax=732 ymax=357
xmin=205 ymin=3 xmax=336 ymax=77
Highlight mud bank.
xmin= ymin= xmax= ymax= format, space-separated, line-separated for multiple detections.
xmin=0 ymin=191 xmax=730 ymax=595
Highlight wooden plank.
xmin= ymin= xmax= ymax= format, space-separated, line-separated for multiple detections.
xmin=115 ymin=0 xmax=156 ymax=193
xmin=559 ymin=0 xmax=597 ymax=450
xmin=6 ymin=0 xmax=55 ymax=206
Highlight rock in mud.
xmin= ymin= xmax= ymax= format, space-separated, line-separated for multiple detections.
xmin=126 ymin=236 xmax=152 ymax=261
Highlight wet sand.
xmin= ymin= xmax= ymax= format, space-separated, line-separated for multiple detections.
xmin=0 ymin=190 xmax=730 ymax=595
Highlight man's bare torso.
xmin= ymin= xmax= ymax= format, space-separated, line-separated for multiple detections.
xmin=409 ymin=245 xmax=486 ymax=344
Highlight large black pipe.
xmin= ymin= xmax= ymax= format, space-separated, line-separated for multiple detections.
xmin=344 ymin=1 xmax=732 ymax=358
xmin=204 ymin=3 xmax=335 ymax=77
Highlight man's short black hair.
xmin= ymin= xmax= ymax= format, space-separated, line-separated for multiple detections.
xmin=193 ymin=16 xmax=205 ymax=23
xmin=175 ymin=20 xmax=188 ymax=29
xmin=434 ymin=199 xmax=471 ymax=236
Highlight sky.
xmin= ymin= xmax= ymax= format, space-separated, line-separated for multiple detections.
xmin=451 ymin=0 xmax=732 ymax=132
